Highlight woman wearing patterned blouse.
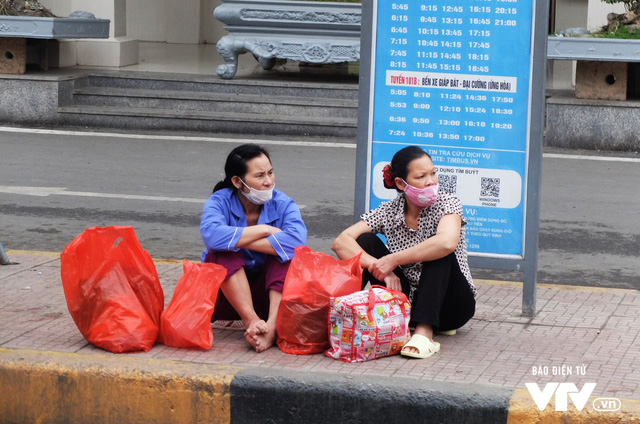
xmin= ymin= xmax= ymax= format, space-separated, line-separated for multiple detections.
xmin=332 ymin=146 xmax=476 ymax=359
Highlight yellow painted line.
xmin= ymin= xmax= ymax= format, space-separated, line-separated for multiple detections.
xmin=508 ymin=388 xmax=640 ymax=424
xmin=0 ymin=126 xmax=357 ymax=149
xmin=474 ymin=279 xmax=527 ymax=288
xmin=0 ymin=348 xmax=239 ymax=424
xmin=6 ymin=250 xmax=638 ymax=295
xmin=6 ymin=250 xmax=188 ymax=266
xmin=152 ymin=258 xmax=186 ymax=265
xmin=474 ymin=279 xmax=638 ymax=295
xmin=6 ymin=250 xmax=60 ymax=258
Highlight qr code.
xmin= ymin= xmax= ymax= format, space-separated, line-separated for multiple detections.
xmin=439 ymin=174 xmax=457 ymax=194
xmin=481 ymin=177 xmax=500 ymax=197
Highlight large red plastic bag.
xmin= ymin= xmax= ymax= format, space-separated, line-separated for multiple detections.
xmin=325 ymin=286 xmax=411 ymax=362
xmin=158 ymin=260 xmax=227 ymax=349
xmin=276 ymin=246 xmax=362 ymax=355
xmin=60 ymin=226 xmax=164 ymax=353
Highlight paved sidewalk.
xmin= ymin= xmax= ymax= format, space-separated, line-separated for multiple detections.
xmin=1 ymin=250 xmax=639 ymax=423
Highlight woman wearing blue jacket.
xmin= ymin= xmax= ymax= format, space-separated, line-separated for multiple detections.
xmin=200 ymin=144 xmax=307 ymax=352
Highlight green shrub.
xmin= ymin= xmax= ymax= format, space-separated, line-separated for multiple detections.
xmin=596 ymin=25 xmax=640 ymax=39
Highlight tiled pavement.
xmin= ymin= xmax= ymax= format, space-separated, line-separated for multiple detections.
xmin=1 ymin=250 xmax=638 ymax=403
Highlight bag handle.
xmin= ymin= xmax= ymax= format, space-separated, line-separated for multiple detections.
xmin=367 ymin=285 xmax=408 ymax=322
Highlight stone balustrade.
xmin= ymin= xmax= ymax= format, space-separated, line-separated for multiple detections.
xmin=214 ymin=0 xmax=361 ymax=79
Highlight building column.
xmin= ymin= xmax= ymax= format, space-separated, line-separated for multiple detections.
xmin=45 ymin=0 xmax=138 ymax=67
xmin=73 ymin=0 xmax=138 ymax=67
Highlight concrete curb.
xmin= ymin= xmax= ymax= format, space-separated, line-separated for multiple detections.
xmin=230 ymin=367 xmax=511 ymax=423
xmin=1 ymin=348 xmax=639 ymax=424
xmin=0 ymin=348 xmax=237 ymax=424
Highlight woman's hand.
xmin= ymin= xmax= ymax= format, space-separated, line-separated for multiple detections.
xmin=257 ymin=224 xmax=282 ymax=236
xmin=368 ymin=254 xmax=398 ymax=281
xmin=236 ymin=225 xmax=281 ymax=252
xmin=245 ymin=224 xmax=281 ymax=240
xmin=383 ymin=273 xmax=402 ymax=292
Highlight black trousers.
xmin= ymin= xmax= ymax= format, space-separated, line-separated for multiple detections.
xmin=356 ymin=233 xmax=476 ymax=331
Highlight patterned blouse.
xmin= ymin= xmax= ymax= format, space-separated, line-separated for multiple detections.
xmin=361 ymin=192 xmax=476 ymax=300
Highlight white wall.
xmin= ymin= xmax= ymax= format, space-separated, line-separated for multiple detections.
xmin=126 ymin=0 xmax=168 ymax=41
xmin=554 ymin=0 xmax=589 ymax=32
xmin=587 ymin=1 xmax=626 ymax=31
xmin=126 ymin=0 xmax=225 ymax=44
xmin=126 ymin=0 xmax=202 ymax=43
xmin=41 ymin=0 xmax=72 ymax=16
xmin=200 ymin=0 xmax=226 ymax=44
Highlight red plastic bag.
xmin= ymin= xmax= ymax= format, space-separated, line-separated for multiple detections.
xmin=158 ymin=260 xmax=227 ymax=349
xmin=60 ymin=226 xmax=164 ymax=353
xmin=276 ymin=246 xmax=362 ymax=355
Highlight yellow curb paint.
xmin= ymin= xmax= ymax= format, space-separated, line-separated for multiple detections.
xmin=0 ymin=348 xmax=239 ymax=424
xmin=475 ymin=279 xmax=637 ymax=295
xmin=508 ymin=388 xmax=640 ymax=424
xmin=152 ymin=258 xmax=185 ymax=265
xmin=6 ymin=250 xmax=60 ymax=258
xmin=7 ymin=251 xmax=638 ymax=295
xmin=6 ymin=250 xmax=193 ymax=266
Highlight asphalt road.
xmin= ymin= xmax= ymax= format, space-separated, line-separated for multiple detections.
xmin=1 ymin=127 xmax=638 ymax=290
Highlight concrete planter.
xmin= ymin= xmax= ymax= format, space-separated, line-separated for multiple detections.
xmin=0 ymin=12 xmax=110 ymax=74
xmin=214 ymin=0 xmax=361 ymax=78
xmin=547 ymin=36 xmax=640 ymax=62
xmin=545 ymin=36 xmax=640 ymax=150
xmin=0 ymin=12 xmax=109 ymax=39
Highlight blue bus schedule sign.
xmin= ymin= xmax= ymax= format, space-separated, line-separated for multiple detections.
xmin=367 ymin=0 xmax=535 ymax=257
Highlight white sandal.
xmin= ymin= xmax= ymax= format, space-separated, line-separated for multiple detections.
xmin=401 ymin=334 xmax=440 ymax=359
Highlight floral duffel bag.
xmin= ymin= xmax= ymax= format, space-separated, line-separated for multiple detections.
xmin=325 ymin=285 xmax=411 ymax=362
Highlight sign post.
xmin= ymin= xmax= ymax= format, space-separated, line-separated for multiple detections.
xmin=355 ymin=0 xmax=548 ymax=317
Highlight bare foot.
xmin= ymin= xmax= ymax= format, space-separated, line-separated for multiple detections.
xmin=403 ymin=346 xmax=419 ymax=355
xmin=251 ymin=324 xmax=277 ymax=353
xmin=403 ymin=324 xmax=435 ymax=355
xmin=244 ymin=319 xmax=268 ymax=351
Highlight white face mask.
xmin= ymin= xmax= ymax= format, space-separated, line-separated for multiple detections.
xmin=239 ymin=179 xmax=274 ymax=205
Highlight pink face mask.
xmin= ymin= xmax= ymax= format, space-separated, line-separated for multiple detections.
xmin=402 ymin=180 xmax=439 ymax=208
